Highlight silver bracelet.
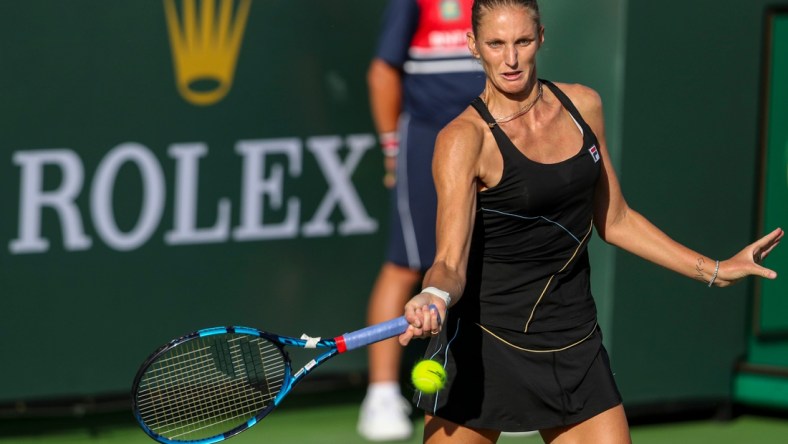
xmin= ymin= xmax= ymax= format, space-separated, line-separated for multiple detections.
xmin=708 ymin=260 xmax=720 ymax=287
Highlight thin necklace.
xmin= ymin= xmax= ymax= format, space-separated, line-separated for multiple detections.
xmin=487 ymin=81 xmax=543 ymax=128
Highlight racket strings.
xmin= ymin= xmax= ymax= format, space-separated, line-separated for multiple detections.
xmin=139 ymin=337 xmax=284 ymax=438
xmin=136 ymin=334 xmax=286 ymax=441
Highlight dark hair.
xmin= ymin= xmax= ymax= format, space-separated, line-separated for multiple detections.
xmin=471 ymin=0 xmax=541 ymax=35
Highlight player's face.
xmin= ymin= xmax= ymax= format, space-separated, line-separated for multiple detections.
xmin=468 ymin=6 xmax=543 ymax=97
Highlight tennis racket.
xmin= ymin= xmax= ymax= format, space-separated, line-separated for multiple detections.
xmin=131 ymin=305 xmax=438 ymax=443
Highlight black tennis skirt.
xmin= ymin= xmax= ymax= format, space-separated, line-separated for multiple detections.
xmin=413 ymin=316 xmax=622 ymax=432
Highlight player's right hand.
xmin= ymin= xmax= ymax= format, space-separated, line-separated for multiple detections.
xmin=399 ymin=293 xmax=444 ymax=345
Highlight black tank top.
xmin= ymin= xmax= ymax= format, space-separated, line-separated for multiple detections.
xmin=458 ymin=80 xmax=602 ymax=339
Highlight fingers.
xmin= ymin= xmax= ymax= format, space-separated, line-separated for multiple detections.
xmin=401 ymin=299 xmax=443 ymax=343
xmin=752 ymin=228 xmax=783 ymax=279
xmin=744 ymin=261 xmax=778 ymax=280
xmin=756 ymin=228 xmax=784 ymax=253
xmin=383 ymin=157 xmax=397 ymax=188
xmin=412 ymin=304 xmax=440 ymax=333
xmin=756 ymin=228 xmax=785 ymax=262
xmin=758 ymin=265 xmax=778 ymax=279
xmin=383 ymin=171 xmax=396 ymax=188
xmin=719 ymin=232 xmax=782 ymax=286
xmin=429 ymin=307 xmax=441 ymax=334
xmin=398 ymin=328 xmax=414 ymax=346
xmin=766 ymin=227 xmax=785 ymax=242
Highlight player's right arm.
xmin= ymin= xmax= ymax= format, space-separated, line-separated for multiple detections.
xmin=400 ymin=114 xmax=484 ymax=343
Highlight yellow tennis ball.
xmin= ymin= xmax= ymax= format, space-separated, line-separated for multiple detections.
xmin=411 ymin=359 xmax=446 ymax=394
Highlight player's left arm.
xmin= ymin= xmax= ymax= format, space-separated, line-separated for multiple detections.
xmin=564 ymin=83 xmax=783 ymax=287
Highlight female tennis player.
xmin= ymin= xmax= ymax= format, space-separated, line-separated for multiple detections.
xmin=398 ymin=0 xmax=784 ymax=443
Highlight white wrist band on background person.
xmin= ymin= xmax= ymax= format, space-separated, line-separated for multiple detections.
xmin=379 ymin=131 xmax=399 ymax=157
xmin=708 ymin=260 xmax=720 ymax=288
xmin=421 ymin=286 xmax=451 ymax=307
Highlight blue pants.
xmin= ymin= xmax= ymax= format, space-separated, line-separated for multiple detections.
xmin=386 ymin=115 xmax=440 ymax=271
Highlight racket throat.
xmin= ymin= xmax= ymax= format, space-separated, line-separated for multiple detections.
xmin=334 ymin=335 xmax=347 ymax=353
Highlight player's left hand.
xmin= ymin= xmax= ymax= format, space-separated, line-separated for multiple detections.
xmin=714 ymin=227 xmax=783 ymax=287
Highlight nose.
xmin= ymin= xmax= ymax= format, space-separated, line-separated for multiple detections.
xmin=505 ymin=44 xmax=518 ymax=67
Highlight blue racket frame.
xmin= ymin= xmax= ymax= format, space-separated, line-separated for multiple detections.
xmin=131 ymin=307 xmax=434 ymax=444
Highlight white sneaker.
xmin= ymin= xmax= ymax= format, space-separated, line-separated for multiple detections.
xmin=501 ymin=431 xmax=539 ymax=437
xmin=357 ymin=390 xmax=413 ymax=441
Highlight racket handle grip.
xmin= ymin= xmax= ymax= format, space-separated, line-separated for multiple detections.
xmin=340 ymin=304 xmax=441 ymax=352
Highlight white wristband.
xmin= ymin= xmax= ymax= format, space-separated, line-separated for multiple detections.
xmin=421 ymin=286 xmax=451 ymax=307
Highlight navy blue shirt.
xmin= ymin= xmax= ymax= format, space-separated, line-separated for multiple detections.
xmin=375 ymin=0 xmax=485 ymax=126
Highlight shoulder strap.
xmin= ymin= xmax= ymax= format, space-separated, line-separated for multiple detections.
xmin=541 ymin=79 xmax=591 ymax=130
xmin=470 ymin=97 xmax=497 ymax=127
xmin=468 ymin=96 xmax=521 ymax=163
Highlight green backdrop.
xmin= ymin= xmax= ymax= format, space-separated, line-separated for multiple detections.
xmin=734 ymin=8 xmax=788 ymax=410
xmin=755 ymin=12 xmax=788 ymax=338
xmin=0 ymin=0 xmax=388 ymax=401
xmin=1 ymin=0 xmax=787 ymax=415
xmin=542 ymin=0 xmax=788 ymax=410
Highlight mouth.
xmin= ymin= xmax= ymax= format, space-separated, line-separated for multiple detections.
xmin=501 ymin=70 xmax=523 ymax=81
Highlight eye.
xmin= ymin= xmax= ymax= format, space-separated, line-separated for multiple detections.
xmin=486 ymin=40 xmax=503 ymax=48
xmin=516 ymin=38 xmax=534 ymax=46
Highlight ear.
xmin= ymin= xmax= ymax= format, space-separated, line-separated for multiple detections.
xmin=538 ymin=25 xmax=545 ymax=48
xmin=467 ymin=32 xmax=480 ymax=58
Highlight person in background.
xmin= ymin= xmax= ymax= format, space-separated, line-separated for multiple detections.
xmin=357 ymin=0 xmax=484 ymax=441
xmin=397 ymin=0 xmax=784 ymax=443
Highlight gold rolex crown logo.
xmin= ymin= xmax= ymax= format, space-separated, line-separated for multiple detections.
xmin=164 ymin=0 xmax=252 ymax=106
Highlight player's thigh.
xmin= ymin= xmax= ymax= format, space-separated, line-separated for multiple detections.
xmin=540 ymin=404 xmax=630 ymax=444
xmin=423 ymin=414 xmax=499 ymax=444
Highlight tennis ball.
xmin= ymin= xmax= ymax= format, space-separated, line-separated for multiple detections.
xmin=411 ymin=359 xmax=446 ymax=394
